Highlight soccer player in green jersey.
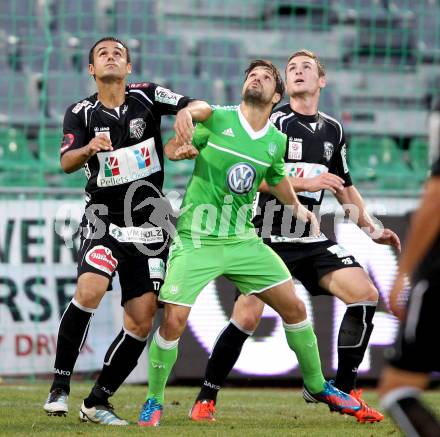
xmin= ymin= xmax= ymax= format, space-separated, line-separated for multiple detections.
xmin=137 ymin=60 xmax=361 ymax=427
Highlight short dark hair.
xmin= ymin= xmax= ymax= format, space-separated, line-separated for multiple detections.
xmin=244 ymin=59 xmax=285 ymax=101
xmin=88 ymin=36 xmax=131 ymax=65
xmin=286 ymin=49 xmax=326 ymax=77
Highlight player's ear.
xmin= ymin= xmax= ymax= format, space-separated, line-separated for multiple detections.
xmin=319 ymin=75 xmax=326 ymax=89
xmin=88 ymin=63 xmax=95 ymax=77
xmin=272 ymin=92 xmax=282 ymax=106
xmin=126 ymin=63 xmax=132 ymax=75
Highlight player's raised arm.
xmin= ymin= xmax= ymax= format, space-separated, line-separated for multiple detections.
xmin=268 ymin=176 xmax=320 ymax=235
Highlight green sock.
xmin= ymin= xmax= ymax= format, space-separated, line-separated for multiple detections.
xmin=284 ymin=320 xmax=325 ymax=394
xmin=146 ymin=332 xmax=178 ymax=404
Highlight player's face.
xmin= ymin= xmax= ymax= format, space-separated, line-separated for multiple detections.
xmin=89 ymin=41 xmax=132 ymax=81
xmin=242 ymin=66 xmax=280 ymax=106
xmin=285 ymin=56 xmax=325 ymax=97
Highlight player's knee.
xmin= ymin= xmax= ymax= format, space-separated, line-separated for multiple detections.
xmin=354 ymin=282 xmax=378 ymax=303
xmin=162 ymin=312 xmax=187 ymax=340
xmin=280 ymin=298 xmax=306 ymax=324
xmin=125 ymin=317 xmax=153 ymax=338
xmin=234 ymin=314 xmax=259 ymax=333
xmin=74 ymin=284 xmax=104 ymax=308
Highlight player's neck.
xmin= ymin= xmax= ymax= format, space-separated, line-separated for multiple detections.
xmin=239 ymin=102 xmax=271 ymax=131
xmin=289 ymin=95 xmax=319 ymax=116
xmin=96 ymin=80 xmax=126 ymax=109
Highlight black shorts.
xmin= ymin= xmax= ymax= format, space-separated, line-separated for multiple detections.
xmin=77 ymin=212 xmax=168 ymax=306
xmin=388 ymin=275 xmax=440 ymax=373
xmin=268 ymin=238 xmax=361 ymax=296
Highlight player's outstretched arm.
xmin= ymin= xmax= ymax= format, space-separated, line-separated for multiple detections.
xmin=389 ymin=176 xmax=440 ymax=318
xmin=61 ymin=134 xmax=113 ymax=173
xmin=268 ymin=176 xmax=320 ymax=235
xmin=174 ymin=101 xmax=212 ymax=145
xmin=335 ymin=185 xmax=401 ymax=251
xmin=164 ymin=137 xmax=199 ymax=161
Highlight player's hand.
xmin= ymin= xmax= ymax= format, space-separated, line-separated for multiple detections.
xmin=293 ymin=204 xmax=321 ymax=236
xmin=372 ymin=228 xmax=401 ymax=251
xmin=173 ymin=144 xmax=199 ymax=160
xmin=389 ymin=272 xmax=408 ymax=320
xmin=302 ymin=173 xmax=345 ymax=194
xmin=85 ymin=134 xmax=113 ymax=157
xmin=174 ymin=108 xmax=194 ymax=146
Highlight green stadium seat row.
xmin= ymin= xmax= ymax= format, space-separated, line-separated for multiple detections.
xmin=348 ymin=136 xmax=430 ymax=190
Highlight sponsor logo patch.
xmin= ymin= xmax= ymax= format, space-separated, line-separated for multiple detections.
xmin=94 ymin=126 xmax=110 ymax=140
xmin=61 ymin=133 xmax=74 ymax=153
xmin=226 ymin=162 xmax=256 ymax=195
xmin=154 ymin=86 xmax=183 ymax=106
xmin=109 ymin=223 xmax=164 ymax=244
xmin=270 ymin=111 xmax=284 ymax=124
xmin=288 ymin=137 xmax=302 ymax=160
xmin=96 ymin=138 xmax=161 ymax=187
xmin=148 ymin=258 xmax=165 ymax=280
xmin=129 ymin=118 xmax=146 ymax=140
xmin=85 ymin=245 xmax=118 ymax=275
xmin=72 ymin=99 xmax=92 ymax=114
xmin=327 ymin=244 xmax=351 ymax=258
xmin=128 ymin=82 xmax=150 ymax=88
xmin=285 ymin=162 xmax=329 ymax=201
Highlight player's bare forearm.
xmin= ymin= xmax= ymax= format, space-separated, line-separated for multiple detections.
xmin=186 ymin=100 xmax=212 ymax=122
xmin=61 ymin=147 xmax=92 ymax=173
xmin=335 ymin=185 xmax=376 ymax=232
xmin=398 ymin=177 xmax=440 ymax=276
xmin=61 ymin=134 xmax=112 ymax=173
xmin=268 ymin=176 xmax=300 ymax=206
xmin=288 ymin=176 xmax=310 ymax=192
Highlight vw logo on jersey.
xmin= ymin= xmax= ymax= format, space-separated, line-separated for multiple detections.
xmin=226 ymin=162 xmax=256 ymax=195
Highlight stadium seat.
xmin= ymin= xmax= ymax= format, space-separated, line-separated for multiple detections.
xmin=38 ymin=129 xmax=62 ymax=172
xmin=263 ymin=0 xmax=332 ymax=31
xmin=348 ymin=136 xmax=379 ymax=182
xmin=0 ymin=72 xmax=41 ymax=125
xmin=45 ymin=72 xmax=95 ymax=122
xmin=195 ymin=39 xmax=244 ymax=80
xmin=141 ymin=35 xmax=192 ymax=83
xmin=0 ymin=128 xmax=38 ymax=171
xmin=115 ymin=0 xmax=158 ymax=35
xmin=409 ymin=138 xmax=429 ymax=182
xmin=375 ymin=137 xmax=416 ymax=189
xmin=164 ymin=158 xmax=195 ymax=191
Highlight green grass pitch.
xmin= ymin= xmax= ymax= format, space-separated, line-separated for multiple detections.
xmin=1 ymin=383 xmax=439 ymax=436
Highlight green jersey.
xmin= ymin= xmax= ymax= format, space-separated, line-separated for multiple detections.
xmin=176 ymin=105 xmax=287 ymax=242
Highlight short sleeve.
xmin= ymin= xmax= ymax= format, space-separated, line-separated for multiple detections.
xmin=149 ymin=83 xmax=192 ymax=116
xmin=265 ymin=135 xmax=287 ymax=186
xmin=192 ymin=122 xmax=210 ymax=151
xmin=60 ymin=105 xmax=86 ymax=156
xmin=191 ymin=108 xmax=217 ymax=150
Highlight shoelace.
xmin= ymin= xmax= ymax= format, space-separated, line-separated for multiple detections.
xmin=140 ymin=400 xmax=161 ymax=421
xmin=198 ymin=401 xmax=215 ymax=417
xmin=49 ymin=388 xmax=67 ymax=402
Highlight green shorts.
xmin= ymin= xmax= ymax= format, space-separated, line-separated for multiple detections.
xmin=160 ymin=237 xmax=291 ymax=307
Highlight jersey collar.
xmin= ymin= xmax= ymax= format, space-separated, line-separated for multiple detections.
xmin=238 ymin=105 xmax=270 ymax=140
